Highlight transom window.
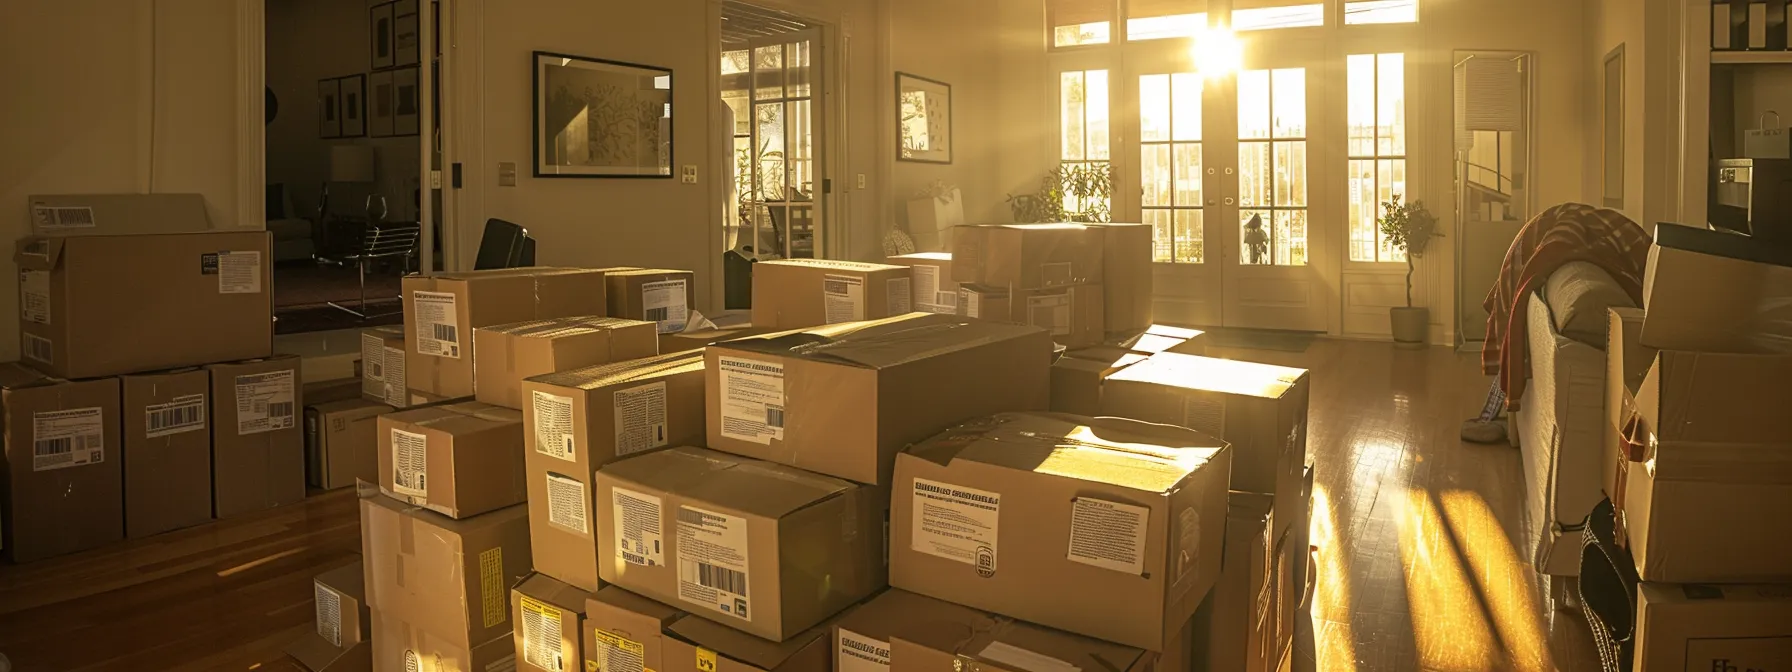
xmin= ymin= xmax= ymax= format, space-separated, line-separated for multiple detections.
xmin=1347 ymin=52 xmax=1408 ymax=262
xmin=1237 ymin=68 xmax=1308 ymax=266
xmin=1139 ymin=73 xmax=1204 ymax=263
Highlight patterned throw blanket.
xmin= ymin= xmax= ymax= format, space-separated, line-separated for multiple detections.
xmin=1481 ymin=203 xmax=1652 ymax=409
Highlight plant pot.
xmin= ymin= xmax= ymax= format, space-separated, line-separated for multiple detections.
xmin=1390 ymin=307 xmax=1429 ymax=348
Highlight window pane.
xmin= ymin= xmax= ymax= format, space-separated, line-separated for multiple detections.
xmin=1347 ymin=54 xmax=1375 ymax=157
xmin=1239 ymin=142 xmax=1272 ymax=208
xmin=1235 ymin=3 xmax=1324 ymax=30
xmin=1172 ymin=73 xmax=1202 ymax=141
xmin=1055 ymin=22 xmax=1112 ymax=46
xmin=1140 ymin=74 xmax=1170 ymax=142
xmin=1272 ymin=68 xmax=1306 ymax=138
xmin=721 ymin=50 xmax=750 ymax=75
xmin=1274 ymin=141 xmax=1306 ymax=206
xmin=1240 ymin=209 xmax=1273 ymax=265
xmin=1348 ymin=159 xmax=1377 ymax=261
xmin=1146 ymin=209 xmax=1174 ymax=262
xmin=756 ymin=102 xmax=786 ymax=200
xmin=1062 ymin=72 xmax=1085 ymax=160
xmin=1128 ymin=13 xmax=1207 ymax=40
xmin=1238 ymin=70 xmax=1270 ymax=139
xmin=788 ymin=42 xmax=812 ymax=97
xmin=1380 ymin=158 xmax=1408 ymax=261
xmin=1378 ymin=53 xmax=1406 ymax=155
xmin=1174 ymin=143 xmax=1203 ymax=206
xmin=754 ymin=46 xmax=784 ymax=100
xmin=1142 ymin=144 xmax=1171 ymax=206
xmin=1175 ymin=208 xmax=1205 ymax=263
xmin=1086 ymin=70 xmax=1111 ymax=160
xmin=1276 ymin=210 xmax=1309 ymax=266
xmin=1345 ymin=0 xmax=1418 ymax=24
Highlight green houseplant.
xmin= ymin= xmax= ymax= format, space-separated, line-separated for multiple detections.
xmin=1005 ymin=163 xmax=1113 ymax=223
xmin=1378 ymin=194 xmax=1443 ymax=347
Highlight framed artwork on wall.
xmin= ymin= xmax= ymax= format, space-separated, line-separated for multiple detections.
xmin=393 ymin=0 xmax=420 ymax=68
xmin=896 ymin=72 xmax=953 ymax=163
xmin=369 ymin=70 xmax=396 ymax=137
xmin=533 ymin=51 xmax=674 ymax=178
xmin=318 ymin=78 xmax=342 ymax=139
xmin=370 ymin=2 xmax=395 ymax=70
xmin=1602 ymin=44 xmax=1624 ymax=208
xmin=393 ymin=67 xmax=421 ymax=136
xmin=339 ymin=74 xmax=366 ymax=137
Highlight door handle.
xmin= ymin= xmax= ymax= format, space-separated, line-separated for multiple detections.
xmin=1224 ymin=167 xmax=1234 ymax=175
xmin=1224 ymin=197 xmax=1235 ymax=205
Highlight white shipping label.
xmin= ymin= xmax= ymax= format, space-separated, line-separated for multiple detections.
xmin=676 ymin=505 xmax=751 ymax=620
xmin=962 ymin=289 xmax=981 ymax=318
xmin=642 ymin=279 xmax=690 ymax=334
xmin=32 ymin=205 xmax=96 ymax=230
xmin=886 ymin=277 xmax=912 ymax=315
xmin=592 ymin=630 xmax=647 ymax=672
xmin=912 ymin=265 xmax=940 ymax=308
xmin=20 ymin=270 xmax=50 ymax=325
xmin=145 ymin=393 xmax=206 ymax=438
xmin=520 ymin=595 xmax=566 ymax=672
xmin=1027 ymin=294 xmax=1072 ymax=336
xmin=218 ymin=251 xmax=262 ymax=294
xmin=614 ymin=381 xmax=669 ymax=456
xmin=234 ymin=369 xmax=296 ymax=435
xmin=911 ymin=478 xmax=1001 ymax=576
xmin=382 ymin=346 xmax=407 ymax=407
xmin=361 ymin=332 xmax=385 ymax=398
xmin=1181 ymin=395 xmax=1226 ymax=439
xmin=23 ymin=332 xmax=52 ymax=364
xmin=823 ymin=274 xmax=866 ymax=324
xmin=838 ymin=629 xmax=892 ymax=672
xmin=1066 ymin=497 xmax=1150 ymax=575
xmin=545 ymin=472 xmax=589 ymax=534
xmin=32 ymin=407 xmax=104 ymax=471
xmin=612 ymin=487 xmax=664 ymax=567
xmin=977 ymin=642 xmax=1082 ymax=672
xmin=314 ymin=581 xmax=343 ymax=648
xmin=390 ymin=428 xmax=429 ymax=497
xmin=532 ymin=390 xmax=577 ymax=461
xmin=717 ymin=356 xmax=784 ymax=445
xmin=413 ymin=291 xmax=462 ymax=358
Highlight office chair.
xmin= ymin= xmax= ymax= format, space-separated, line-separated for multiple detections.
xmin=474 ymin=218 xmax=535 ymax=269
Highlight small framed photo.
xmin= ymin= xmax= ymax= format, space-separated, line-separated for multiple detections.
xmin=369 ymin=70 xmax=396 ymax=137
xmin=339 ymin=74 xmax=366 ymax=137
xmin=318 ymin=78 xmax=342 ymax=139
xmin=533 ymin=51 xmax=674 ymax=178
xmin=897 ymin=72 xmax=952 ymax=164
xmin=393 ymin=67 xmax=420 ymax=136
xmin=370 ymin=2 xmax=395 ymax=70
xmin=393 ymin=0 xmax=420 ymax=67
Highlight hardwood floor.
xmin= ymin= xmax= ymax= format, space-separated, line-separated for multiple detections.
xmin=0 ymin=339 xmax=1599 ymax=672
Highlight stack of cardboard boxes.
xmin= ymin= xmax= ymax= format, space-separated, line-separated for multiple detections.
xmin=1 ymin=193 xmax=301 ymax=564
xmin=1601 ymin=224 xmax=1792 ymax=670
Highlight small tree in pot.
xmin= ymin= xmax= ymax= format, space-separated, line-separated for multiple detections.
xmin=1378 ymin=195 xmax=1443 ymax=347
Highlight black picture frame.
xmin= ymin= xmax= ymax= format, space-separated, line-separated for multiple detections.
xmin=532 ymin=50 xmax=674 ymax=179
xmin=339 ymin=74 xmax=367 ymax=138
xmin=393 ymin=66 xmax=420 ymax=137
xmin=318 ymin=78 xmax=342 ymax=139
xmin=896 ymin=72 xmax=953 ymax=164
xmin=368 ymin=70 xmax=396 ymax=138
xmin=393 ymin=0 xmax=420 ymax=68
xmin=370 ymin=2 xmax=395 ymax=70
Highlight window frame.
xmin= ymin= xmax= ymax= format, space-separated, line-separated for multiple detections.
xmin=1138 ymin=71 xmax=1206 ymax=264
xmin=1345 ymin=51 xmax=1408 ymax=264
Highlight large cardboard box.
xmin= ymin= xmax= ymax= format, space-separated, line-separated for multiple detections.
xmin=472 ymin=316 xmax=659 ymax=409
xmin=705 ymin=312 xmax=1052 ymax=484
xmin=378 ymin=401 xmax=526 ymax=519
xmin=890 ymin=412 xmax=1231 ymax=651
xmin=121 ymin=368 xmax=211 ymax=538
xmin=1127 ymin=324 xmax=1206 ymax=355
xmin=1092 ymin=223 xmax=1154 ymax=335
xmin=1633 ymin=584 xmax=1792 ymax=671
xmin=905 ymin=189 xmax=964 ymax=252
xmin=607 ymin=268 xmax=699 ymax=334
xmin=750 ymin=259 xmax=914 ymax=330
xmin=849 ymin=590 xmax=1154 ymax=672
xmin=1619 ymin=347 xmax=1792 ymax=582
xmin=306 ymin=399 xmax=391 ymax=490
xmin=361 ymin=496 xmax=532 ymax=649
xmin=585 ymin=586 xmax=686 ymax=672
xmin=28 ymin=193 xmax=214 ymax=237
xmin=370 ymin=612 xmax=516 ymax=672
xmin=1640 ymin=223 xmax=1792 ymax=353
xmin=1049 ymin=348 xmax=1148 ymax=417
xmin=207 ymin=355 xmax=305 ymax=519
xmin=361 ymin=326 xmax=408 ymax=408
xmin=307 ymin=378 xmax=364 ymax=406
xmin=513 ymin=572 xmax=595 ymax=672
xmin=594 ymin=446 xmax=887 ymax=641
xmin=956 ymin=284 xmax=1105 ymax=348
xmin=662 ymin=610 xmax=833 ymax=672
xmin=287 ymin=559 xmax=374 ymax=672
xmin=403 ymin=267 xmax=613 ymax=399
xmin=1103 ymin=352 xmax=1309 ymax=540
xmin=523 ymin=351 xmax=707 ymax=592
xmin=659 ymin=325 xmax=776 ymax=354
xmin=0 ymin=364 xmax=121 ymax=562
xmin=950 ymin=223 xmax=1105 ymax=289
xmin=833 ymin=589 xmax=984 ymax=672
xmin=1190 ymin=492 xmax=1275 ymax=672
xmin=17 ymin=230 xmax=273 ymax=379
xmin=886 ymin=252 xmax=958 ymax=315
xmin=956 ymin=284 xmax=1011 ymax=322
xmin=1603 ymin=307 xmax=1652 ymax=502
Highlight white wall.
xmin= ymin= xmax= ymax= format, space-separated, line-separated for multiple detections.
xmin=890 ymin=0 xmax=1004 ymax=229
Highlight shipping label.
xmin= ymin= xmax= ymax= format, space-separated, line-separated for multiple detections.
xmin=23 ymin=332 xmax=52 ymax=364
xmin=962 ymin=289 xmax=981 ymax=318
xmin=32 ymin=407 xmax=104 ymax=472
xmin=520 ymin=595 xmax=566 ymax=672
xmin=413 ymin=291 xmax=462 ymax=358
xmin=823 ymin=274 xmax=866 ymax=324
xmin=32 ymin=205 xmax=95 ymax=230
xmin=546 ymin=472 xmax=589 ymax=534
xmin=911 ymin=478 xmax=1000 ymax=576
xmin=479 ymin=547 xmax=506 ymax=628
xmin=1027 ymin=293 xmax=1072 ymax=336
xmin=613 ymin=487 xmax=664 ymax=567
xmin=218 ymin=250 xmax=262 ymax=294
xmin=314 ymin=581 xmax=343 ymax=647
xmin=20 ymin=270 xmax=50 ymax=325
xmin=642 ymin=279 xmax=690 ymax=334
xmin=886 ymin=277 xmax=912 ymax=314
xmin=614 ymin=381 xmax=669 ymax=456
xmin=145 ymin=393 xmax=206 ymax=438
xmin=390 ymin=427 xmax=429 ymax=497
xmin=676 ymin=505 xmax=751 ymax=620
xmin=591 ymin=630 xmax=646 ymax=672
xmin=1066 ymin=497 xmax=1149 ymax=575
xmin=838 ymin=629 xmax=892 ymax=672
xmin=383 ymin=346 xmax=407 ymax=407
xmin=234 ymin=369 xmax=296 ymax=435
xmin=912 ymin=265 xmax=939 ymax=310
xmin=361 ymin=332 xmax=385 ymax=397
xmin=717 ymin=356 xmax=784 ymax=445
xmin=532 ymin=390 xmax=577 ymax=461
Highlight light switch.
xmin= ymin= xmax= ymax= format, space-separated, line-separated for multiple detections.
xmin=498 ymin=162 xmax=517 ymax=187
xmin=857 ymin=173 xmax=867 ymax=189
xmin=682 ymin=165 xmax=699 ymax=184
xmin=429 ymin=170 xmax=443 ymax=189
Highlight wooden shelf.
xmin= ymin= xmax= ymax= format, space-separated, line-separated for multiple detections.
xmin=1712 ymin=51 xmax=1792 ymax=65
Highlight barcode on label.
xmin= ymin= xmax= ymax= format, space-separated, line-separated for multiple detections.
xmin=35 ymin=437 xmax=74 ymax=457
xmin=35 ymin=206 xmax=96 ymax=229
xmin=645 ymin=307 xmax=669 ymax=322
xmin=689 ymin=561 xmax=747 ymax=595
xmin=765 ymin=405 xmax=785 ymax=429
xmin=148 ymin=405 xmax=200 ymax=432
xmin=269 ymin=402 xmax=294 ymax=419
xmin=432 ymin=323 xmax=458 ymax=344
xmin=676 ymin=508 xmax=708 ymax=525
xmin=823 ymin=279 xmax=851 ymax=294
xmin=24 ymin=333 xmax=52 ymax=363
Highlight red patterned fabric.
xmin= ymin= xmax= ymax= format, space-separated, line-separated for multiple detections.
xmin=1481 ymin=203 xmax=1652 ymax=409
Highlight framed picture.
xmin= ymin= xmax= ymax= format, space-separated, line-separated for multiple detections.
xmin=318 ymin=78 xmax=342 ymax=139
xmin=339 ymin=74 xmax=366 ymax=137
xmin=370 ymin=2 xmax=395 ymax=70
xmin=393 ymin=67 xmax=421 ymax=136
xmin=533 ymin=51 xmax=674 ymax=178
xmin=1602 ymin=44 xmax=1624 ymax=208
xmin=394 ymin=0 xmax=420 ymax=67
xmin=897 ymin=72 xmax=952 ymax=164
xmin=369 ymin=70 xmax=396 ymax=137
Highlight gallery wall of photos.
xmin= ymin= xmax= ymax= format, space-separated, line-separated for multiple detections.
xmin=318 ymin=0 xmax=427 ymax=139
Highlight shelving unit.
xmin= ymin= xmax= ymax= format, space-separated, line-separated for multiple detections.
xmin=1711 ymin=50 xmax=1792 ymax=65
xmin=1676 ymin=0 xmax=1792 ymax=228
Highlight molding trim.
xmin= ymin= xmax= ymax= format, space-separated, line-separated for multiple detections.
xmin=236 ymin=0 xmax=265 ymax=229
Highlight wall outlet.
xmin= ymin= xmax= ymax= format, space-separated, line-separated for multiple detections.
xmin=498 ymin=162 xmax=517 ymax=187
xmin=682 ymin=165 xmax=698 ymax=184
xmin=429 ymin=170 xmax=443 ymax=189
xmin=857 ymin=173 xmax=867 ymax=189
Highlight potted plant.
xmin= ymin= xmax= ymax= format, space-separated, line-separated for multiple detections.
xmin=1378 ymin=194 xmax=1442 ymax=348
xmin=1005 ymin=163 xmax=1113 ymax=223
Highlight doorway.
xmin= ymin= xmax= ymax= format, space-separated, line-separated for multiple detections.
xmin=1452 ymin=51 xmax=1534 ymax=345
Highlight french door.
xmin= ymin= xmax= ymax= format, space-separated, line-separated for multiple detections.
xmin=732 ymin=28 xmax=827 ymax=260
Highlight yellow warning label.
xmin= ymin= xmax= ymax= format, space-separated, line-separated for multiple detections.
xmin=593 ymin=630 xmax=646 ymax=656
xmin=696 ymin=647 xmax=718 ymax=672
xmin=479 ymin=547 xmax=505 ymax=628
xmin=522 ymin=595 xmax=551 ymax=616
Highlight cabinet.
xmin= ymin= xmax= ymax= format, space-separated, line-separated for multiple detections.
xmin=1677 ymin=0 xmax=1792 ymax=227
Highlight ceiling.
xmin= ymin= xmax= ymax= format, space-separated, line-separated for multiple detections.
xmin=720 ymin=1 xmax=817 ymax=46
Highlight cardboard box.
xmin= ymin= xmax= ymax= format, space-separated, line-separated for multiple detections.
xmin=1633 ymin=584 xmax=1792 ymax=672
xmin=1049 ymin=348 xmax=1148 ymax=416
xmin=1126 ymin=324 xmax=1206 ymax=355
xmin=1620 ymin=348 xmax=1792 ymax=582
xmin=1189 ymin=493 xmax=1274 ymax=672
xmin=886 ymin=252 xmax=959 ymax=314
xmin=1270 ymin=524 xmax=1297 ymax=670
xmin=403 ymin=267 xmax=613 ymax=399
xmin=361 ymin=496 xmax=532 ymax=647
xmin=120 ymin=368 xmax=211 ymax=538
xmin=306 ymin=378 xmax=364 ymax=406
xmin=659 ymin=325 xmax=776 ymax=354
xmin=1092 ymin=223 xmax=1154 ymax=335
xmin=306 ymin=398 xmax=392 ymax=490
xmin=472 ymin=316 xmax=659 ymax=409
xmin=890 ymin=412 xmax=1231 ymax=651
xmin=378 ymin=401 xmax=526 ymax=519
xmin=1640 ymin=223 xmax=1792 ymax=353
xmin=207 ymin=355 xmax=305 ymax=519
xmin=956 ymin=284 xmax=1011 ymax=322
xmin=513 ymin=572 xmax=596 ymax=672
xmin=956 ymin=284 xmax=1106 ymax=348
xmin=607 ymin=269 xmax=699 ymax=334
xmin=370 ymin=612 xmax=516 ymax=672
xmin=594 ymin=446 xmax=887 ymax=641
xmin=585 ymin=586 xmax=686 ymax=672
xmin=523 ymin=351 xmax=707 ymax=592
xmin=704 ymin=312 xmax=1052 ymax=484
xmin=906 ymin=189 xmax=964 ymax=252
xmin=662 ymin=610 xmax=833 ymax=672
xmin=1603 ymin=307 xmax=1651 ymax=502
xmin=288 ymin=558 xmax=373 ymax=671
xmin=361 ymin=326 xmax=408 ymax=408
xmin=0 ymin=364 xmax=122 ymax=562
xmin=1291 ymin=466 xmax=1315 ymax=612
xmin=288 ymin=640 xmax=370 ymax=672
xmin=950 ymin=223 xmax=1105 ymax=289
xmin=28 ymin=193 xmax=214 ymax=237
xmin=853 ymin=590 xmax=1153 ymax=672
xmin=750 ymin=259 xmax=914 ymax=330
xmin=1103 ymin=352 xmax=1309 ymax=540
xmin=17 ymin=230 xmax=273 ymax=379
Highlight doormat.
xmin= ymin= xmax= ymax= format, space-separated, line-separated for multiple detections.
xmin=1199 ymin=328 xmax=1318 ymax=353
